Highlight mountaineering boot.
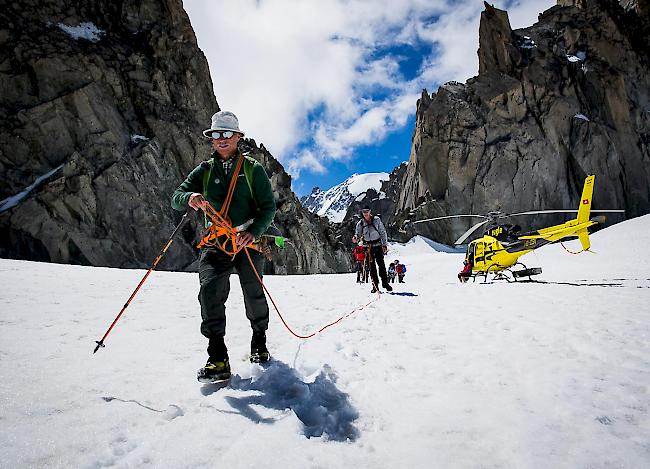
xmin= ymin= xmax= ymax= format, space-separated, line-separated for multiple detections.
xmin=250 ymin=331 xmax=270 ymax=363
xmin=198 ymin=336 xmax=231 ymax=383
xmin=371 ymin=286 xmax=378 ymax=293
xmin=382 ymin=282 xmax=393 ymax=292
xmin=197 ymin=357 xmax=231 ymax=383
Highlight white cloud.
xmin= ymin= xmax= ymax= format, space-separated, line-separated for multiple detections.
xmin=287 ymin=149 xmax=327 ymax=179
xmin=184 ymin=0 xmax=555 ymax=179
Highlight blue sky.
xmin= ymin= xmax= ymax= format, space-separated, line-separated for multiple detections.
xmin=184 ymin=0 xmax=555 ymax=197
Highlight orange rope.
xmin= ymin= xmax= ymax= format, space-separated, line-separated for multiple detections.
xmin=244 ymin=248 xmax=380 ymax=339
xmin=560 ymin=241 xmax=584 ymax=255
xmin=197 ymin=200 xmax=381 ymax=340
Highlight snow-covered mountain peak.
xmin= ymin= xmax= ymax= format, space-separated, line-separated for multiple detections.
xmin=301 ymin=172 xmax=389 ymax=223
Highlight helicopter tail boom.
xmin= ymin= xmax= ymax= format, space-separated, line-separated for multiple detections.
xmin=517 ymin=175 xmax=599 ymax=247
xmin=577 ymin=175 xmax=594 ymax=224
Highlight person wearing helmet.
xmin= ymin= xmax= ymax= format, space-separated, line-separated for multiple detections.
xmin=352 ymin=206 xmax=392 ymax=293
xmin=171 ymin=111 xmax=276 ymax=383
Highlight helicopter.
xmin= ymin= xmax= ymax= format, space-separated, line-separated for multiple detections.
xmin=407 ymin=175 xmax=624 ymax=282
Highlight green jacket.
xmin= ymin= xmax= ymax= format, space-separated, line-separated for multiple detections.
xmin=171 ymin=151 xmax=276 ymax=239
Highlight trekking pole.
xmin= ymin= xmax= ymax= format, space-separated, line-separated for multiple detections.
xmin=93 ymin=212 xmax=190 ymax=354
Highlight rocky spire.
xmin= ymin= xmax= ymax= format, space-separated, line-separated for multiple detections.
xmin=477 ymin=2 xmax=522 ymax=75
xmin=391 ymin=0 xmax=649 ymax=244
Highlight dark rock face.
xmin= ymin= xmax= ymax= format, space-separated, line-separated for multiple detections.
xmin=240 ymin=140 xmax=353 ymax=274
xmin=396 ymin=0 xmax=649 ymax=244
xmin=0 ymin=0 xmax=352 ymax=274
xmin=0 ymin=0 xmax=215 ymax=269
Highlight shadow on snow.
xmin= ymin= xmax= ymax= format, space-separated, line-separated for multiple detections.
xmin=203 ymin=359 xmax=360 ymax=442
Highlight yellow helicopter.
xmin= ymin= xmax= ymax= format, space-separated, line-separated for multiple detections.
xmin=409 ymin=175 xmax=624 ymax=282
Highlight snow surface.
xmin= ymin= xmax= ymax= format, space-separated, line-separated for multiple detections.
xmin=57 ymin=22 xmax=105 ymax=42
xmin=567 ymin=51 xmax=587 ymax=63
xmin=1 ymin=216 xmax=649 ymax=468
xmin=131 ymin=134 xmax=149 ymax=143
xmin=302 ymin=172 xmax=389 ymax=223
xmin=518 ymin=36 xmax=536 ymax=49
xmin=345 ymin=173 xmax=388 ymax=198
xmin=574 ymin=113 xmax=590 ymax=122
xmin=0 ymin=164 xmax=64 ymax=213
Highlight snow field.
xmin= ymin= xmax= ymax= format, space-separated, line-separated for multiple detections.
xmin=0 ymin=216 xmax=649 ymax=468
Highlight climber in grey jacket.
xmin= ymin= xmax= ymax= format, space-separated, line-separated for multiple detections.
xmin=352 ymin=206 xmax=392 ymax=293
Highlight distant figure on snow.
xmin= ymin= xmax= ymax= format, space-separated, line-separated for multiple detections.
xmin=353 ymin=243 xmax=367 ymax=283
xmin=352 ymin=206 xmax=392 ymax=293
xmin=394 ymin=260 xmax=406 ymax=283
xmin=387 ymin=262 xmax=396 ymax=283
xmin=458 ymin=261 xmax=473 ymax=283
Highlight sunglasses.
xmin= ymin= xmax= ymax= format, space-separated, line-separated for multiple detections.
xmin=210 ymin=130 xmax=235 ymax=140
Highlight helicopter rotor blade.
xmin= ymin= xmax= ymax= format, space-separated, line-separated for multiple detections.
xmin=587 ymin=210 xmax=625 ymax=213
xmin=508 ymin=210 xmax=578 ymax=216
xmin=410 ymin=214 xmax=487 ymax=225
xmin=454 ymin=220 xmax=489 ymax=245
xmin=506 ymin=209 xmax=625 ymax=217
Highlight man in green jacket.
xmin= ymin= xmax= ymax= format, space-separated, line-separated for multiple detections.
xmin=171 ymin=111 xmax=276 ymax=383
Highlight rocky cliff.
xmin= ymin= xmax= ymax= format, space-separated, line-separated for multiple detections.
xmin=396 ymin=0 xmax=649 ymax=243
xmin=239 ymin=140 xmax=353 ymax=274
xmin=0 ymin=0 xmax=352 ymax=274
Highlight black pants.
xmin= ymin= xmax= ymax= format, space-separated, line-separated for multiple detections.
xmin=367 ymin=244 xmax=388 ymax=287
xmin=198 ymin=247 xmax=269 ymax=342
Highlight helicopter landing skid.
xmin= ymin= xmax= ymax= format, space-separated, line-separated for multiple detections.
xmin=472 ymin=263 xmax=542 ymax=283
xmin=512 ymin=266 xmax=543 ymax=280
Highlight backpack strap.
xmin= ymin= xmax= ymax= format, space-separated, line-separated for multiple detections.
xmin=202 ymin=158 xmax=213 ymax=198
xmin=200 ymin=155 xmax=258 ymax=227
xmin=242 ymin=155 xmax=257 ymax=206
xmin=201 ymin=159 xmax=213 ymax=228
xmin=202 ymin=156 xmax=256 ymax=201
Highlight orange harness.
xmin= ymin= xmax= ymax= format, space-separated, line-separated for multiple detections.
xmin=196 ymin=154 xmax=261 ymax=256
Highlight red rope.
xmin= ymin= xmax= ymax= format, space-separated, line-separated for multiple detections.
xmin=244 ymin=249 xmax=380 ymax=339
xmin=198 ymin=201 xmax=381 ymax=340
